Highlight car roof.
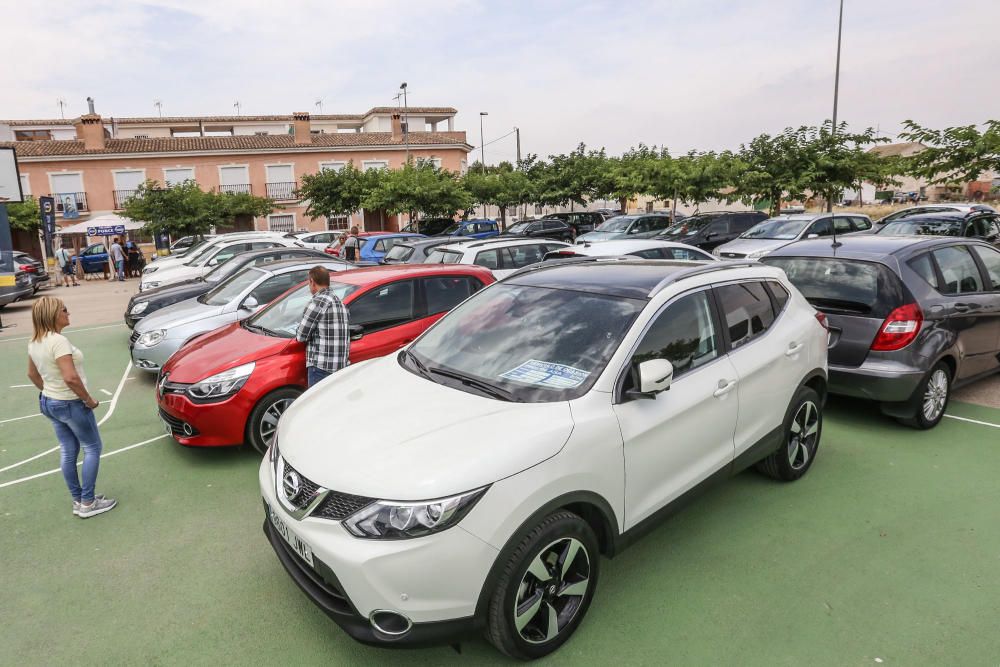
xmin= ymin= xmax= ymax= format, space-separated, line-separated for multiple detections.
xmin=568 ymin=240 xmax=702 ymax=254
xmin=362 ymin=232 xmax=424 ymax=240
xmin=396 ymin=237 xmax=457 ymax=248
xmin=882 ymin=211 xmax=969 ymax=222
xmin=329 ymin=263 xmax=494 ymax=286
xmin=440 ymin=238 xmax=565 ymax=252
xmin=253 ymin=257 xmax=348 ymax=275
xmin=762 ymin=234 xmax=976 ymax=260
xmin=506 ymin=258 xmax=747 ymax=299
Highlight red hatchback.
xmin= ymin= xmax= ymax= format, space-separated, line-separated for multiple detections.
xmin=156 ymin=264 xmax=495 ymax=453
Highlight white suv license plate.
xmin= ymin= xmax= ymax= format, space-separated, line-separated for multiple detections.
xmin=268 ymin=502 xmax=315 ymax=567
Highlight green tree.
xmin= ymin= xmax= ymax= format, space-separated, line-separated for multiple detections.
xmin=120 ymin=180 xmax=274 ymax=236
xmin=364 ymin=161 xmax=471 ymax=228
xmin=674 ymin=151 xmax=732 ymax=213
xmin=900 ymin=119 xmax=1000 ymax=184
xmin=463 ymin=162 xmax=534 ymax=229
xmin=6 ymin=196 xmax=40 ymax=232
xmin=591 ymin=146 xmax=658 ymax=214
xmin=801 ymin=121 xmax=886 ymax=207
xmin=732 ymin=128 xmax=814 ymax=216
xmin=296 ymin=162 xmax=371 ymax=221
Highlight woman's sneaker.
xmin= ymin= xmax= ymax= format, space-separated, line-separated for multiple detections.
xmin=72 ymin=494 xmax=107 ymax=516
xmin=77 ymin=496 xmax=117 ymax=518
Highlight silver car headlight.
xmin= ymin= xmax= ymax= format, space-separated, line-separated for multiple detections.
xmin=187 ymin=362 xmax=255 ymax=401
xmin=746 ymin=248 xmax=770 ymax=259
xmin=136 ymin=329 xmax=166 ymax=347
xmin=130 ymin=301 xmax=149 ymax=315
xmin=343 ymin=487 xmax=488 ymax=539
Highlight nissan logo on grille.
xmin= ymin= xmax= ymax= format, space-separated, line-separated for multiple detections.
xmin=282 ymin=470 xmax=303 ymax=503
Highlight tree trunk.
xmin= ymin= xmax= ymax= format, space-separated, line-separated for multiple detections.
xmin=618 ymin=196 xmax=628 ymax=213
xmin=500 ymin=206 xmax=507 ymax=231
xmin=772 ymin=190 xmax=782 ymax=217
xmin=671 ymin=192 xmax=679 ymax=222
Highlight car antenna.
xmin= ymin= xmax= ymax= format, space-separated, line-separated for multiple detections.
xmin=830 ymin=214 xmax=842 ymax=249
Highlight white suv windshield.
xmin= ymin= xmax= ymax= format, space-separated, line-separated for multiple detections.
xmin=405 ymin=284 xmax=644 ymax=402
xmin=425 ymin=249 xmax=464 ymax=264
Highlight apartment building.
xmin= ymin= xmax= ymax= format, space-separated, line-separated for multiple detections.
xmin=0 ymin=106 xmax=471 ymax=234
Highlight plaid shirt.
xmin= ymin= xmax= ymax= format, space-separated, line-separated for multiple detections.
xmin=295 ymin=288 xmax=350 ymax=372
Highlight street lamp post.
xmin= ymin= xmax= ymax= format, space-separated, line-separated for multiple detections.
xmin=827 ymin=0 xmax=844 ymax=213
xmin=479 ymin=112 xmax=488 ymax=168
xmin=400 ymin=82 xmax=409 ymax=164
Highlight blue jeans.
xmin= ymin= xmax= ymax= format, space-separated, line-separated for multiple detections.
xmin=307 ymin=366 xmax=332 ymax=387
xmin=39 ymin=395 xmax=103 ymax=502
xmin=116 ymin=259 xmax=126 ymax=281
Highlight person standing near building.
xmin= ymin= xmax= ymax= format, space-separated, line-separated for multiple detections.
xmin=55 ymin=242 xmax=79 ymax=287
xmin=110 ymin=237 xmax=126 ymax=281
xmin=342 ymin=226 xmax=360 ymax=262
xmin=295 ymin=266 xmax=350 ymax=387
xmin=26 ymin=297 xmax=117 ymax=518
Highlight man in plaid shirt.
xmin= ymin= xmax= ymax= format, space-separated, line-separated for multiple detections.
xmin=296 ymin=266 xmax=351 ymax=387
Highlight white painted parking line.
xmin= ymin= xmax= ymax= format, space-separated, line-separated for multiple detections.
xmin=100 ymin=389 xmax=112 ymax=396
xmin=944 ymin=414 xmax=1000 ymax=429
xmin=0 ymin=323 xmax=125 ymax=343
xmin=97 ymin=361 xmax=131 ymax=428
xmin=0 ymin=434 xmax=169 ymax=489
xmin=9 ymin=384 xmax=33 ymax=388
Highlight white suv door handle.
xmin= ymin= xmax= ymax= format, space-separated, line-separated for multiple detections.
xmin=785 ymin=342 xmax=804 ymax=357
xmin=713 ymin=379 xmax=737 ymax=398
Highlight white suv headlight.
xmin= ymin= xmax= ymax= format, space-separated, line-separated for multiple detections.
xmin=144 ymin=266 xmax=159 ymax=274
xmin=343 ymin=487 xmax=488 ymax=539
xmin=136 ymin=329 xmax=166 ymax=347
xmin=143 ymin=281 xmax=161 ymax=290
xmin=130 ymin=301 xmax=149 ymax=315
xmin=187 ymin=362 xmax=255 ymax=401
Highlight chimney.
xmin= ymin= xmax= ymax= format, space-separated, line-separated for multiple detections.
xmin=391 ymin=113 xmax=403 ymax=139
xmin=75 ymin=113 xmax=106 ymax=151
xmin=292 ymin=112 xmax=312 ymax=145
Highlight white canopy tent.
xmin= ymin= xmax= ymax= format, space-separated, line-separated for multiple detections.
xmin=55 ymin=213 xmax=148 ymax=235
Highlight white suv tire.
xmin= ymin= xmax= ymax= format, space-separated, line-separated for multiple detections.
xmin=755 ymin=386 xmax=823 ymax=482
xmin=486 ymin=510 xmax=600 ymax=659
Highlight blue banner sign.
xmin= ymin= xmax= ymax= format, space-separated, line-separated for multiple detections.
xmin=87 ymin=224 xmax=125 ymax=237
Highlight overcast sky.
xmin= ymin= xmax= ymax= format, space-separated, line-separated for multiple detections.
xmin=2 ymin=0 xmax=997 ymax=163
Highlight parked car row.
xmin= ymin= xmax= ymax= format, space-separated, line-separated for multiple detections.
xmin=125 ymin=217 xmax=1000 ymax=660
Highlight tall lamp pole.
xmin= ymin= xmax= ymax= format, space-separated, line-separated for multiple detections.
xmin=479 ymin=112 xmax=488 ymax=168
xmin=400 ymin=82 xmax=409 ymax=163
xmin=827 ymin=0 xmax=844 ymax=213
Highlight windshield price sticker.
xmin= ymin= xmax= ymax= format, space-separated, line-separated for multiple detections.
xmin=500 ymin=360 xmax=590 ymax=389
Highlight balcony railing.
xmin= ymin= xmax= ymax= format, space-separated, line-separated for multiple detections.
xmin=219 ymin=183 xmax=252 ymax=195
xmin=49 ymin=192 xmax=89 ymax=215
xmin=265 ymin=181 xmax=298 ymax=200
xmin=113 ymin=189 xmax=139 ymax=209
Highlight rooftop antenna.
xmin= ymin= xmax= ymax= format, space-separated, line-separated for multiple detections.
xmin=56 ymin=98 xmax=67 ymax=119
xmin=234 ymin=100 xmax=242 ymax=116
xmin=314 ymin=99 xmax=323 ymax=114
xmin=154 ymin=99 xmax=163 ymax=117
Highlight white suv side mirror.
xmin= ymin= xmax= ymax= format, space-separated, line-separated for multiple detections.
xmin=627 ymin=358 xmax=674 ymax=400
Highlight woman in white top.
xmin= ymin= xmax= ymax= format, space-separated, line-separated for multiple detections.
xmin=27 ymin=297 xmax=117 ymax=518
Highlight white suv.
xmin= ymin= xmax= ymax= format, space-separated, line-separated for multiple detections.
xmin=260 ymin=258 xmax=829 ymax=659
xmin=425 ymin=238 xmax=571 ymax=279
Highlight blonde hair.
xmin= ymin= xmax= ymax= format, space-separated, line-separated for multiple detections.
xmin=31 ymin=296 xmax=64 ymax=342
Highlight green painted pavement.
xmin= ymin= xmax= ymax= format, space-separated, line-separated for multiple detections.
xmin=1 ymin=327 xmax=999 ymax=665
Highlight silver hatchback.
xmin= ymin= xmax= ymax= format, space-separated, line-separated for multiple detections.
xmin=130 ymin=259 xmax=345 ymax=372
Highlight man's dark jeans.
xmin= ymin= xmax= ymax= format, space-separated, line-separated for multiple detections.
xmin=307 ymin=366 xmax=332 ymax=387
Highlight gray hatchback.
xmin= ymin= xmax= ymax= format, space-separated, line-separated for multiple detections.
xmin=763 ymin=235 xmax=1000 ymax=428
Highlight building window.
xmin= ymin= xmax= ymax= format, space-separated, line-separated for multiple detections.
xmin=19 ymin=174 xmax=30 ymax=196
xmin=363 ymin=160 xmax=389 ymax=171
xmin=267 ymin=214 xmax=295 ymax=233
xmin=319 ymin=161 xmax=346 ymax=172
xmin=460 ymin=159 xmax=468 ymax=175
xmin=254 ymin=131 xmax=269 ymax=136
xmin=113 ymin=169 xmax=146 ymax=209
xmin=327 ymin=215 xmax=350 ymax=231
xmin=218 ymin=165 xmax=251 ymax=194
xmin=14 ymin=130 xmax=52 ymax=141
xmin=164 ymin=167 xmax=195 ymax=186
xmin=416 ymin=157 xmax=442 ymax=169
xmin=133 ymin=134 xmax=150 ymax=139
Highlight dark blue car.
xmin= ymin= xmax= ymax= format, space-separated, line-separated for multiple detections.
xmin=436 ymin=219 xmax=499 ymax=240
xmin=358 ymin=233 xmax=426 ymax=263
xmin=73 ymin=243 xmax=111 ymax=274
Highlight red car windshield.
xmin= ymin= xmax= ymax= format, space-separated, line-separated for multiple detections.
xmin=246 ymin=281 xmax=357 ymax=337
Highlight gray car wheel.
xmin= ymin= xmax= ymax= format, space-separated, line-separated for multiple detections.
xmin=900 ymin=361 xmax=951 ymax=430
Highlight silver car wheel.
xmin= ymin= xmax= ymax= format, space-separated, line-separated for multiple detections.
xmin=259 ymin=398 xmax=294 ymax=447
xmin=922 ymin=369 xmax=949 ymax=422
xmin=513 ymin=537 xmax=590 ymax=645
xmin=787 ymin=400 xmax=819 ymax=470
